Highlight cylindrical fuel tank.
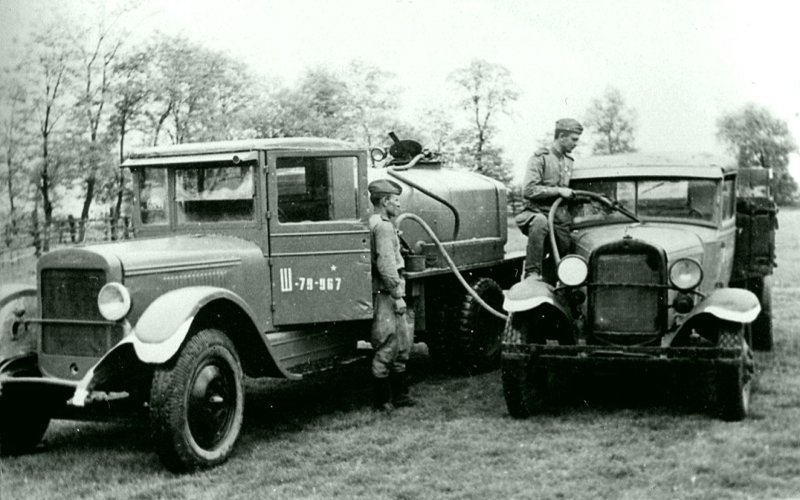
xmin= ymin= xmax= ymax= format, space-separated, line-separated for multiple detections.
xmin=367 ymin=161 xmax=508 ymax=267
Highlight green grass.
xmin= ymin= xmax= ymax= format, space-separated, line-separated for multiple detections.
xmin=3 ymin=211 xmax=800 ymax=499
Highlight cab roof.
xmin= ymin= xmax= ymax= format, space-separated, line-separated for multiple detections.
xmin=123 ymin=137 xmax=356 ymax=166
xmin=572 ymin=152 xmax=737 ymax=180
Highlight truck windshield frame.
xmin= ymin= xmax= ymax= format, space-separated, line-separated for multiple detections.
xmin=133 ymin=161 xmax=259 ymax=228
xmin=571 ymin=177 xmax=721 ymax=227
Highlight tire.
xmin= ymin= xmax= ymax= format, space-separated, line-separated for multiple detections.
xmin=427 ymin=277 xmax=504 ymax=374
xmin=750 ymin=276 xmax=773 ymax=351
xmin=714 ymin=325 xmax=754 ymax=421
xmin=150 ymin=329 xmax=244 ymax=472
xmin=455 ymin=278 xmax=505 ymax=373
xmin=501 ymin=314 xmax=548 ymax=418
xmin=0 ymin=393 xmax=51 ymax=456
xmin=0 ymin=362 xmax=51 ymax=456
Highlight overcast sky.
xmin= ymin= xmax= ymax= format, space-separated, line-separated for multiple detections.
xmin=1 ymin=0 xmax=799 ymax=180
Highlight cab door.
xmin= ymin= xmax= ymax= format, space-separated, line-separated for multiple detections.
xmin=266 ymin=150 xmax=373 ymax=325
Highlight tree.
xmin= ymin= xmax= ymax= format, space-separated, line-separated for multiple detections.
xmin=108 ymin=48 xmax=152 ymax=218
xmin=447 ymin=59 xmax=519 ymax=184
xmin=73 ymin=9 xmax=125 ymax=229
xmin=23 ymin=24 xmax=79 ymax=250
xmin=141 ymin=35 xmax=254 ymax=146
xmin=345 ymin=60 xmax=402 ymax=150
xmin=717 ymin=103 xmax=798 ymax=204
xmin=584 ymin=87 xmax=637 ymax=155
xmin=0 ymin=74 xmax=30 ymax=221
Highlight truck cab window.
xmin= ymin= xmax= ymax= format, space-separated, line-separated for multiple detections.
xmin=138 ymin=167 xmax=169 ymax=225
xmin=276 ymin=156 xmax=358 ymax=223
xmin=176 ymin=165 xmax=255 ymax=223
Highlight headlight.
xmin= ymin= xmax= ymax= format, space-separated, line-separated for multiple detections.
xmin=669 ymin=258 xmax=703 ymax=291
xmin=97 ymin=282 xmax=131 ymax=321
xmin=557 ymin=255 xmax=588 ymax=286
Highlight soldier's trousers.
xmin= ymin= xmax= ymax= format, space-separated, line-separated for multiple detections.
xmin=525 ymin=210 xmax=572 ymax=275
xmin=370 ymin=292 xmax=411 ymax=378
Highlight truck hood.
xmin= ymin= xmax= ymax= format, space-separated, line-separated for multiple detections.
xmin=94 ymin=234 xmax=262 ymax=278
xmin=39 ymin=234 xmax=263 ymax=279
xmin=573 ymin=223 xmax=710 ymax=261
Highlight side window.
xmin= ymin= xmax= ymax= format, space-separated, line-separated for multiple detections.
xmin=176 ymin=165 xmax=255 ymax=223
xmin=722 ymin=178 xmax=735 ymax=219
xmin=276 ymin=156 xmax=358 ymax=223
xmin=138 ymin=168 xmax=169 ymax=225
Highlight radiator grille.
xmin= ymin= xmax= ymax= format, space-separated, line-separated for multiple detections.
xmin=40 ymin=269 xmax=122 ymax=357
xmin=41 ymin=269 xmax=105 ymax=321
xmin=591 ymin=253 xmax=662 ymax=334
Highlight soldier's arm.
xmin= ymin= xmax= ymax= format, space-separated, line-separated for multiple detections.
xmin=522 ymin=155 xmax=562 ymax=203
xmin=374 ymin=222 xmax=404 ymax=298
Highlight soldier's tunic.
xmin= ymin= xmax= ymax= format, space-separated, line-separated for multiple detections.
xmin=369 ymin=213 xmax=411 ymax=378
xmin=518 ymin=145 xmax=575 ymax=275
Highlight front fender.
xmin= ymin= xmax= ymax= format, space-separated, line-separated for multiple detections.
xmin=503 ymin=278 xmax=570 ymax=317
xmin=677 ymin=288 xmax=761 ymax=337
xmin=132 ymin=286 xmax=259 ymax=364
xmin=0 ymin=284 xmax=38 ymax=363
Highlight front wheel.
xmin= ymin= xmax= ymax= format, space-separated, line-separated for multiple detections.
xmin=150 ymin=329 xmax=244 ymax=472
xmin=501 ymin=314 xmax=548 ymax=418
xmin=0 ymin=393 xmax=50 ymax=456
xmin=714 ymin=325 xmax=754 ymax=421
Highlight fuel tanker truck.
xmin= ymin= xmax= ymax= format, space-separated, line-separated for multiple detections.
xmin=0 ymin=134 xmax=523 ymax=471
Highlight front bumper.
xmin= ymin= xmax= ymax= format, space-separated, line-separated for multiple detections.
xmin=502 ymin=343 xmax=744 ymax=368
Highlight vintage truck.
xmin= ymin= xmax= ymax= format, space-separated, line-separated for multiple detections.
xmin=0 ymin=137 xmax=521 ymax=471
xmin=501 ymin=153 xmax=777 ymax=422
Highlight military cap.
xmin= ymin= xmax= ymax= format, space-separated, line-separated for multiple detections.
xmin=555 ymin=118 xmax=583 ymax=134
xmin=368 ymin=179 xmax=403 ymax=196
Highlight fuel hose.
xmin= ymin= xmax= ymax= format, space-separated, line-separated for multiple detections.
xmin=395 ymin=212 xmax=509 ymax=321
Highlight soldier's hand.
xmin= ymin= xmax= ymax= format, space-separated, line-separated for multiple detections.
xmin=558 ymin=187 xmax=574 ymax=198
xmin=393 ymin=298 xmax=407 ymax=315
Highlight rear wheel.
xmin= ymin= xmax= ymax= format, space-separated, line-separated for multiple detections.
xmin=150 ymin=329 xmax=244 ymax=472
xmin=428 ymin=277 xmax=505 ymax=374
xmin=750 ymin=276 xmax=773 ymax=351
xmin=501 ymin=314 xmax=549 ymax=418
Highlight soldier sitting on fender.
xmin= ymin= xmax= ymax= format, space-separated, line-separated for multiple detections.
xmin=516 ymin=118 xmax=584 ymax=282
xmin=368 ymin=179 xmax=415 ymax=412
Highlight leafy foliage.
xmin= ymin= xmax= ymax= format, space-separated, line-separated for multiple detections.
xmin=717 ymin=103 xmax=798 ymax=204
xmin=584 ymin=87 xmax=637 ymax=155
xmin=447 ymin=59 xmax=519 ymax=186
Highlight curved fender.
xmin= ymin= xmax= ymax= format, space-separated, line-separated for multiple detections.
xmin=0 ymin=283 xmax=37 ymax=307
xmin=680 ymin=287 xmax=761 ymax=328
xmin=0 ymin=284 xmax=38 ymax=363
xmin=503 ymin=277 xmax=571 ymax=317
xmin=131 ymin=286 xmax=298 ymax=379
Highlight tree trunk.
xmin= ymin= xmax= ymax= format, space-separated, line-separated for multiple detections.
xmin=41 ymin=133 xmax=52 ymax=253
xmin=79 ymin=175 xmax=95 ymax=241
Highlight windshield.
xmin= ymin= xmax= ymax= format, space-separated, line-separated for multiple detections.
xmin=135 ymin=164 xmax=256 ymax=225
xmin=176 ymin=165 xmax=255 ymax=223
xmin=138 ymin=168 xmax=169 ymax=225
xmin=571 ymin=178 xmax=720 ymax=225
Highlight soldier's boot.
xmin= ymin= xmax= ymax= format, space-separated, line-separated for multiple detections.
xmin=372 ymin=376 xmax=394 ymax=413
xmin=390 ymin=372 xmax=416 ymax=408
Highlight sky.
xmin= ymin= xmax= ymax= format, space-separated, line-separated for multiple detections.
xmin=1 ymin=0 xmax=799 ymax=181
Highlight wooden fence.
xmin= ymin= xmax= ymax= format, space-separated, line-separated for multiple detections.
xmin=1 ymin=215 xmax=134 ymax=269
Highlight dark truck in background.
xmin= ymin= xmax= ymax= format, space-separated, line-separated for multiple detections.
xmin=501 ymin=153 xmax=777 ymax=422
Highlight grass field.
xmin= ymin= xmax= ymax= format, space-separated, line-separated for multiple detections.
xmin=2 ymin=211 xmax=800 ymax=499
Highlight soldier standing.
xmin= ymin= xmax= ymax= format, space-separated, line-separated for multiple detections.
xmin=367 ymin=179 xmax=415 ymax=412
xmin=516 ymin=118 xmax=584 ymax=281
